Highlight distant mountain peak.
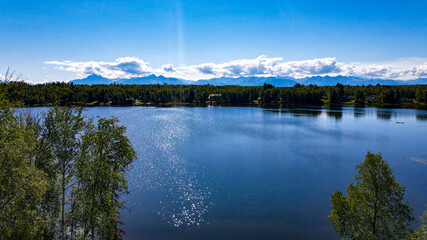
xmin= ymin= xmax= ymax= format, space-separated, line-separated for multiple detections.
xmin=85 ymin=74 xmax=107 ymax=79
xmin=69 ymin=74 xmax=427 ymax=86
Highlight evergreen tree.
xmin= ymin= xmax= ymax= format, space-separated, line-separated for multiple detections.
xmin=327 ymin=88 xmax=340 ymax=104
xmin=354 ymin=89 xmax=366 ymax=104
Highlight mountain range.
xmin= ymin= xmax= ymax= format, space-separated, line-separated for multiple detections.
xmin=69 ymin=74 xmax=427 ymax=87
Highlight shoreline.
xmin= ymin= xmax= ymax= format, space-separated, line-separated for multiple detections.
xmin=18 ymin=101 xmax=427 ymax=110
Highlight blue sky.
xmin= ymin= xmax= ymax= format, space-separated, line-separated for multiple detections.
xmin=1 ymin=0 xmax=427 ymax=82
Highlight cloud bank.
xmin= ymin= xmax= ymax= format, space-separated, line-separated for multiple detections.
xmin=45 ymin=57 xmax=152 ymax=79
xmin=45 ymin=55 xmax=427 ymax=81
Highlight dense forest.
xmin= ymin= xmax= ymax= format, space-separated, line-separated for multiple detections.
xmin=0 ymin=94 xmax=136 ymax=239
xmin=1 ymin=81 xmax=426 ymax=106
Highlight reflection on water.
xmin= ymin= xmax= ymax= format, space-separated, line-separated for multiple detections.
xmin=129 ymin=109 xmax=212 ymax=227
xmin=326 ymin=111 xmax=343 ymax=120
xmin=265 ymin=109 xmax=322 ymax=117
xmin=417 ymin=114 xmax=427 ymax=121
xmin=354 ymin=108 xmax=366 ymax=118
xmin=377 ymin=110 xmax=393 ymax=120
xmin=266 ymin=106 xmax=427 ymax=123
xmin=324 ymin=106 xmax=343 ymax=120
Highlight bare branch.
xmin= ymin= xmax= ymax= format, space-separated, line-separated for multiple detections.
xmin=2 ymin=67 xmax=23 ymax=82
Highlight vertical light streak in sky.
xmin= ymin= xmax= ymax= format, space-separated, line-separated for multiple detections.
xmin=176 ymin=1 xmax=185 ymax=65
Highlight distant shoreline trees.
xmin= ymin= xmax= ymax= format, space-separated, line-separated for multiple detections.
xmin=0 ymin=94 xmax=136 ymax=239
xmin=0 ymin=80 xmax=426 ymax=107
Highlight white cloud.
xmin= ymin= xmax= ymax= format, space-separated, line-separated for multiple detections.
xmin=45 ymin=57 xmax=153 ymax=79
xmin=337 ymin=61 xmax=427 ymax=80
xmin=161 ymin=64 xmax=176 ymax=73
xmin=45 ymin=56 xmax=427 ymax=81
xmin=274 ymin=57 xmax=340 ymax=78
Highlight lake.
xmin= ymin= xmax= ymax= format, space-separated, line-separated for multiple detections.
xmin=26 ymin=106 xmax=427 ymax=240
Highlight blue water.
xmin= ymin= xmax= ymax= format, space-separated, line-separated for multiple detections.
xmin=25 ymin=106 xmax=427 ymax=239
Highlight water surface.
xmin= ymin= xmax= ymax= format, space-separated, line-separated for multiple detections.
xmin=26 ymin=106 xmax=427 ymax=240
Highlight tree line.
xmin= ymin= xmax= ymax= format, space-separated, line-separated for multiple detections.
xmin=1 ymin=81 xmax=426 ymax=106
xmin=0 ymin=93 xmax=136 ymax=239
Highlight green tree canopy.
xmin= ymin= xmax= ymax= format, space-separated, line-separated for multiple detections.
xmin=0 ymin=102 xmax=136 ymax=240
xmin=410 ymin=205 xmax=427 ymax=240
xmin=0 ymin=99 xmax=47 ymax=239
xmin=75 ymin=117 xmax=136 ymax=239
xmin=42 ymin=107 xmax=86 ymax=239
xmin=328 ymin=152 xmax=414 ymax=239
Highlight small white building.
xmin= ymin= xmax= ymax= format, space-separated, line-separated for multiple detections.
xmin=208 ymin=94 xmax=222 ymax=100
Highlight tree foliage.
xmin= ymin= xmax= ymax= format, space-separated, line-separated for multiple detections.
xmin=0 ymin=101 xmax=136 ymax=239
xmin=42 ymin=107 xmax=86 ymax=239
xmin=0 ymin=97 xmax=47 ymax=239
xmin=328 ymin=152 xmax=414 ymax=239
xmin=74 ymin=117 xmax=136 ymax=239
xmin=410 ymin=206 xmax=427 ymax=240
